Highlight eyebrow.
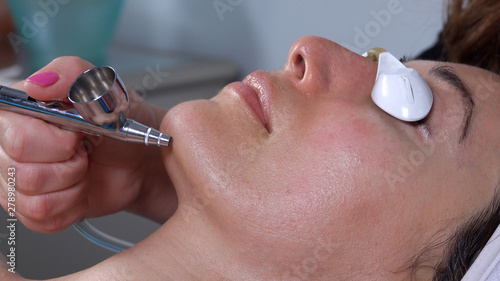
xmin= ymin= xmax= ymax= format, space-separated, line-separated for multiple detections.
xmin=429 ymin=65 xmax=475 ymax=143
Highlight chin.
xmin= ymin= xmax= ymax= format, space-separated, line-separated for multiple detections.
xmin=159 ymin=99 xmax=234 ymax=188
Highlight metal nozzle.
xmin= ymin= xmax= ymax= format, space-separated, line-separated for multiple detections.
xmin=118 ymin=120 xmax=171 ymax=147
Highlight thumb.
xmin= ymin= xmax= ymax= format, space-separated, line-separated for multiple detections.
xmin=23 ymin=56 xmax=95 ymax=102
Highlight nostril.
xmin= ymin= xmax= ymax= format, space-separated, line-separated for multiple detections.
xmin=293 ymin=53 xmax=306 ymax=80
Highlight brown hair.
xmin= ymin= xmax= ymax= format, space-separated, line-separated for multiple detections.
xmin=441 ymin=0 xmax=500 ymax=74
xmin=405 ymin=187 xmax=500 ymax=281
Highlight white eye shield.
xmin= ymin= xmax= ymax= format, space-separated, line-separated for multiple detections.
xmin=363 ymin=49 xmax=434 ymax=122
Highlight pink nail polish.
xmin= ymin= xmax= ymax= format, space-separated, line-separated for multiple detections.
xmin=27 ymin=71 xmax=60 ymax=87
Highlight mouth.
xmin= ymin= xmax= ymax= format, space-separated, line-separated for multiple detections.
xmin=229 ymin=71 xmax=272 ymax=132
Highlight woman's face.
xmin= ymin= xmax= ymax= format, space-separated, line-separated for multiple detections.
xmin=162 ymin=36 xmax=500 ymax=279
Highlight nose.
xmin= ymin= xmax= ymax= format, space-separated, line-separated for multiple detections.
xmin=284 ymin=36 xmax=377 ymax=97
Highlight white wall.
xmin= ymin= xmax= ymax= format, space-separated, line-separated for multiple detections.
xmin=114 ymin=0 xmax=445 ymax=76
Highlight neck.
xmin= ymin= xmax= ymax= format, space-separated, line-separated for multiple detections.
xmin=78 ymin=206 xmax=415 ymax=281
xmin=139 ymin=207 xmax=336 ymax=280
xmin=111 ymin=208 xmax=258 ymax=280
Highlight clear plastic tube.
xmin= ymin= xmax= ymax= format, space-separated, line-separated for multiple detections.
xmin=73 ymin=219 xmax=134 ymax=253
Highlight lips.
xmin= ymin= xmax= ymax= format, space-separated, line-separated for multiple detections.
xmin=230 ymin=71 xmax=272 ymax=132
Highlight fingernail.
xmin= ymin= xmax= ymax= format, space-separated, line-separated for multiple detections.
xmin=27 ymin=71 xmax=60 ymax=87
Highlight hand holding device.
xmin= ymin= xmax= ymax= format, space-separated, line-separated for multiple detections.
xmin=0 ymin=66 xmax=171 ymax=147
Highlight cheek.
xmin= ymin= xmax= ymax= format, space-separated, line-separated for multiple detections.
xmin=161 ymin=98 xmax=271 ymax=209
xmin=284 ymin=115 xmax=411 ymax=223
xmin=241 ymin=117 xmax=397 ymax=228
xmin=309 ymin=117 xmax=373 ymax=148
xmin=161 ymin=100 xmax=238 ymax=197
xmin=293 ymin=117 xmax=429 ymax=242
xmin=306 ymin=116 xmax=396 ymax=168
xmin=216 ymin=117 xmax=411 ymax=258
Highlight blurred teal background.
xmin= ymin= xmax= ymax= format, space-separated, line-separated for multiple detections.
xmin=6 ymin=0 xmax=123 ymax=73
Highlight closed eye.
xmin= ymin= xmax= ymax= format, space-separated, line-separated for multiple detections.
xmin=430 ymin=65 xmax=474 ymax=143
xmin=399 ymin=55 xmax=433 ymax=137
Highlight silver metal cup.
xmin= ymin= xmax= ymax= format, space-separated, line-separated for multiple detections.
xmin=68 ymin=66 xmax=129 ymax=129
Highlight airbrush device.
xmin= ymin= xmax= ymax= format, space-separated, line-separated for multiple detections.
xmin=0 ymin=66 xmax=171 ymax=147
xmin=0 ymin=66 xmax=171 ymax=252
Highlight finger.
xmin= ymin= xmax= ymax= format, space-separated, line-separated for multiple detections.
xmin=6 ymin=198 xmax=88 ymax=234
xmin=6 ymin=80 xmax=24 ymax=90
xmin=0 ymin=110 xmax=82 ymax=163
xmin=13 ymin=144 xmax=88 ymax=195
xmin=12 ymin=183 xmax=87 ymax=222
xmin=22 ymin=56 xmax=95 ymax=102
xmin=0 ymin=178 xmax=88 ymax=227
